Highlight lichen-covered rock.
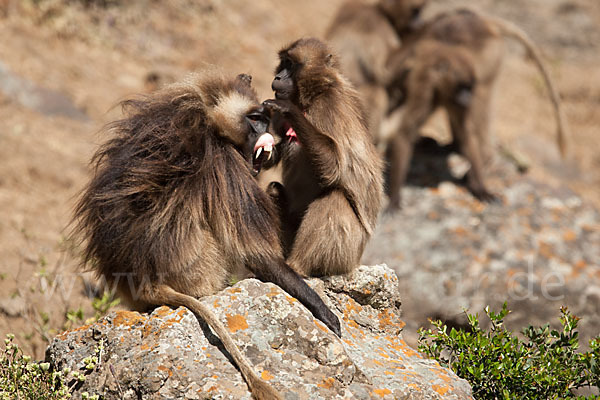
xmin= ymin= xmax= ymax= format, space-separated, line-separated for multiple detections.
xmin=46 ymin=265 xmax=472 ymax=399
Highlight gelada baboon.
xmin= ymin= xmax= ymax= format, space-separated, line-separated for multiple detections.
xmin=256 ymin=38 xmax=384 ymax=277
xmin=72 ymin=71 xmax=341 ymax=400
xmin=325 ymin=0 xmax=427 ymax=141
xmin=383 ymin=8 xmax=569 ymax=210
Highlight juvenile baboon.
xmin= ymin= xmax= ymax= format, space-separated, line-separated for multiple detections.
xmin=325 ymin=0 xmax=428 ymax=140
xmin=383 ymin=8 xmax=569 ymax=210
xmin=257 ymin=38 xmax=384 ymax=277
xmin=72 ymin=71 xmax=341 ymax=400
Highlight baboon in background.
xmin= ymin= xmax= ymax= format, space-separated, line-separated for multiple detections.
xmin=325 ymin=0 xmax=427 ymax=141
xmin=72 ymin=71 xmax=342 ymax=400
xmin=256 ymin=38 xmax=384 ymax=277
xmin=383 ymin=8 xmax=569 ymax=210
xmin=385 ymin=40 xmax=480 ymax=207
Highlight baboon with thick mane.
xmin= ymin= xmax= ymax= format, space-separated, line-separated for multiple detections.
xmin=72 ymin=71 xmax=341 ymax=400
xmin=256 ymin=38 xmax=384 ymax=277
xmin=383 ymin=8 xmax=569 ymax=210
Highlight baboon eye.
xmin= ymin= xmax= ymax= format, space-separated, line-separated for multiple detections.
xmin=411 ymin=7 xmax=421 ymax=19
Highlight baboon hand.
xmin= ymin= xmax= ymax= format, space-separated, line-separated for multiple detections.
xmin=262 ymin=99 xmax=296 ymax=116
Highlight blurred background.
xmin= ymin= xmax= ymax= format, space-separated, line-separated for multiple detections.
xmin=0 ymin=0 xmax=598 ymax=359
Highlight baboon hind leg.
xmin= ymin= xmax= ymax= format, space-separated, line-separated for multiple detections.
xmin=448 ymin=102 xmax=498 ymax=203
xmin=287 ymin=191 xmax=366 ymax=277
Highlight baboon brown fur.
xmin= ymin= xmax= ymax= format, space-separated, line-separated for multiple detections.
xmin=71 ymin=71 xmax=341 ymax=400
xmin=257 ymin=38 xmax=384 ymax=277
xmin=383 ymin=8 xmax=569 ymax=210
xmin=325 ymin=0 xmax=428 ymax=141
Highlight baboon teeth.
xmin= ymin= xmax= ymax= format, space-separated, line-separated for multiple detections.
xmin=255 ymin=147 xmax=263 ymax=159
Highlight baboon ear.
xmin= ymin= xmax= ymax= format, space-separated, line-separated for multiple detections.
xmin=236 ymin=74 xmax=252 ymax=87
xmin=325 ymin=53 xmax=334 ymax=67
xmin=454 ymin=84 xmax=473 ymax=107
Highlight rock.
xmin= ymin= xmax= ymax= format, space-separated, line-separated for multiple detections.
xmin=45 ymin=266 xmax=472 ymax=400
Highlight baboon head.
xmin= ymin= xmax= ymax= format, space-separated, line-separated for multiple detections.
xmin=272 ymin=38 xmax=340 ymax=111
xmin=378 ymin=0 xmax=428 ymax=36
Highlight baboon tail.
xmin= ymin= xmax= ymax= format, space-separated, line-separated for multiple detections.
xmin=154 ymin=285 xmax=283 ymax=400
xmin=491 ymin=15 xmax=569 ymax=158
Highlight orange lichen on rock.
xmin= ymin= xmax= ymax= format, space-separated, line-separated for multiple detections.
xmin=563 ymin=229 xmax=577 ymax=242
xmin=266 ymin=286 xmax=281 ymax=298
xmin=315 ymin=319 xmax=331 ymax=333
xmin=537 ymin=241 xmax=555 ymax=259
xmin=226 ymin=313 xmax=248 ymax=333
xmin=373 ymin=388 xmax=391 ymax=397
xmin=344 ymin=298 xmax=363 ymax=317
xmin=57 ymin=322 xmax=92 ymax=340
xmin=432 ymin=384 xmax=450 ymax=395
xmin=157 ymin=365 xmax=173 ymax=378
xmin=346 ymin=319 xmax=359 ymax=329
xmin=398 ymin=339 xmax=421 ymax=358
xmin=570 ymin=259 xmax=587 ymax=278
xmin=377 ymin=309 xmax=405 ymax=331
xmin=451 ymin=226 xmax=468 ymax=236
xmin=428 ymin=211 xmax=440 ymax=220
xmin=112 ymin=310 xmax=146 ymax=328
xmin=261 ymin=370 xmax=274 ymax=381
xmin=317 ymin=377 xmax=335 ymax=389
xmin=153 ymin=306 xmax=174 ymax=317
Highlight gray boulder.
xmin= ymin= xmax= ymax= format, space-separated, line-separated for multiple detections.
xmin=46 ymin=265 xmax=472 ymax=399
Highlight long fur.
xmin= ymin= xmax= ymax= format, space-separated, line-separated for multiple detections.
xmin=275 ymin=38 xmax=384 ymax=276
xmin=71 ymin=71 xmax=284 ymax=400
xmin=73 ymin=73 xmax=281 ymax=295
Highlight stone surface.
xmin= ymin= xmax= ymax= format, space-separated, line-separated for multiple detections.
xmin=46 ymin=265 xmax=472 ymax=400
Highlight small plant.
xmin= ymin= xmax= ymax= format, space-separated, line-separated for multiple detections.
xmin=0 ymin=334 xmax=70 ymax=399
xmin=418 ymin=304 xmax=600 ymax=399
xmin=0 ymin=334 xmax=105 ymax=399
xmin=90 ymin=291 xmax=120 ymax=323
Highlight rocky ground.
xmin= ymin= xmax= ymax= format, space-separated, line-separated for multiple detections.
xmin=46 ymin=266 xmax=473 ymax=399
xmin=0 ymin=0 xmax=599 ymax=362
xmin=363 ymin=140 xmax=600 ymax=347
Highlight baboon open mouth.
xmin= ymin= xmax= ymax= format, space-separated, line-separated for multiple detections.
xmin=252 ymin=132 xmax=274 ymax=175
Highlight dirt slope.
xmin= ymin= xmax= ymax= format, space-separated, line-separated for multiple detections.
xmin=0 ymin=0 xmax=598 ymax=358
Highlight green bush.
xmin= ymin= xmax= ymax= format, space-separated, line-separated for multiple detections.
xmin=418 ymin=304 xmax=600 ymax=399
